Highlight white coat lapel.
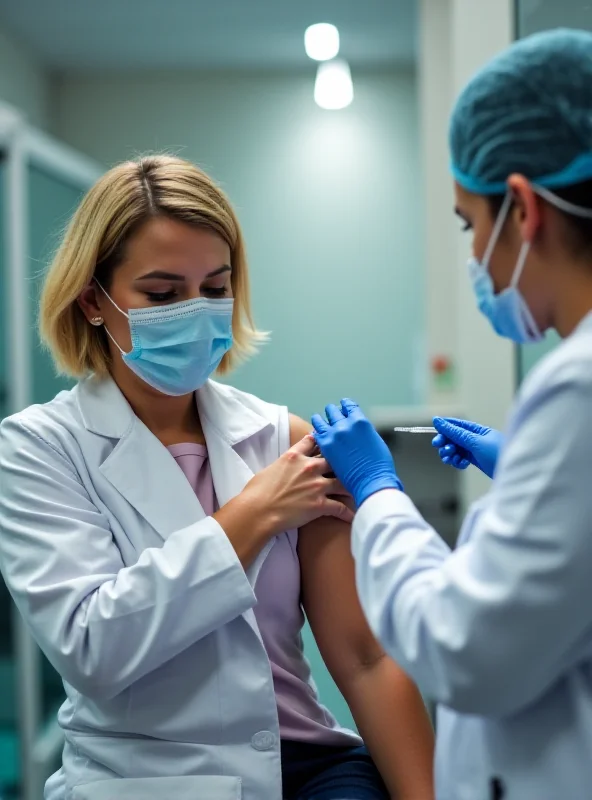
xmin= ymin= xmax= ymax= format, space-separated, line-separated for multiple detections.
xmin=197 ymin=381 xmax=277 ymax=587
xmin=77 ymin=378 xmax=206 ymax=540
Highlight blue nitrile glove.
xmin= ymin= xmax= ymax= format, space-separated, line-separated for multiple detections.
xmin=311 ymin=399 xmax=403 ymax=508
xmin=432 ymin=417 xmax=504 ymax=479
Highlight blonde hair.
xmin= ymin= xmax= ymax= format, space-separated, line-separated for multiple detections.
xmin=40 ymin=154 xmax=266 ymax=378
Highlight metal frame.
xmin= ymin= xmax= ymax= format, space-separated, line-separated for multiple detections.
xmin=0 ymin=99 xmax=102 ymax=800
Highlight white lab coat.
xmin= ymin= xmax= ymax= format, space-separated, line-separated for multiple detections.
xmin=352 ymin=311 xmax=592 ymax=800
xmin=0 ymin=376 xmax=306 ymax=800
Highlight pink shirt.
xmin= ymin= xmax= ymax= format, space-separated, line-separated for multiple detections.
xmin=168 ymin=443 xmax=361 ymax=746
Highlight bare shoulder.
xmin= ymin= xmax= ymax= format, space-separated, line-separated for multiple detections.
xmin=289 ymin=413 xmax=313 ymax=446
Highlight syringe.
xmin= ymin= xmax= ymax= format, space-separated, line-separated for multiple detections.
xmin=393 ymin=426 xmax=437 ymax=434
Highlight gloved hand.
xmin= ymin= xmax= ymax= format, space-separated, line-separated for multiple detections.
xmin=311 ymin=399 xmax=403 ymax=508
xmin=432 ymin=417 xmax=504 ymax=479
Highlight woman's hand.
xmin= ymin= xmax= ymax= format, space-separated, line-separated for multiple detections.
xmin=244 ymin=434 xmax=354 ymax=532
xmin=214 ymin=434 xmax=353 ymax=569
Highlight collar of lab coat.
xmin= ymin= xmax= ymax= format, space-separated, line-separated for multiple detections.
xmin=76 ymin=375 xmax=271 ymax=446
xmin=75 ymin=377 xmax=274 ymax=555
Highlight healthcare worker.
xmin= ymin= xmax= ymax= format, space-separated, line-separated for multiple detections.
xmin=312 ymin=28 xmax=592 ymax=800
xmin=0 ymin=155 xmax=434 ymax=800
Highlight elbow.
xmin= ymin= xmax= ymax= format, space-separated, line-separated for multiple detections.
xmin=54 ymin=648 xmax=129 ymax=701
xmin=334 ymin=649 xmax=389 ymax=695
xmin=50 ymin=625 xmax=130 ymax=702
xmin=63 ymin=671 xmax=124 ymax=702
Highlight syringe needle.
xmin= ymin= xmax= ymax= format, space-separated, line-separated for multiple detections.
xmin=393 ymin=426 xmax=437 ymax=434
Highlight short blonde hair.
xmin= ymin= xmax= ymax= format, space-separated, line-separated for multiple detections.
xmin=40 ymin=155 xmax=266 ymax=379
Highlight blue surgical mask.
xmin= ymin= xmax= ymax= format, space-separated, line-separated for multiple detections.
xmin=96 ymin=281 xmax=234 ymax=395
xmin=468 ymin=193 xmax=542 ymax=344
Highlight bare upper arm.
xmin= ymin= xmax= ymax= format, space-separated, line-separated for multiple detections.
xmin=289 ymin=414 xmax=384 ymax=689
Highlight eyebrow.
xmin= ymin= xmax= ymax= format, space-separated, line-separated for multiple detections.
xmin=205 ymin=265 xmax=232 ymax=278
xmin=454 ymin=207 xmax=469 ymax=222
xmin=135 ymin=265 xmax=232 ymax=282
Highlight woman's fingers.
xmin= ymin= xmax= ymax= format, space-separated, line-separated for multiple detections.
xmin=289 ymin=434 xmax=317 ymax=456
xmin=324 ymin=477 xmax=350 ymax=496
xmin=321 ymin=497 xmax=355 ymax=523
xmin=309 ymin=456 xmax=330 ymax=474
xmin=286 ymin=433 xmax=318 ymax=456
xmin=285 ymin=437 xmax=332 ymax=473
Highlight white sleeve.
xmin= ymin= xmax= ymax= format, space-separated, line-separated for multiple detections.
xmin=0 ymin=418 xmax=257 ymax=701
xmin=353 ymin=358 xmax=592 ymax=716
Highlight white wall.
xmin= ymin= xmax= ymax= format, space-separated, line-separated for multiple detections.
xmin=419 ymin=0 xmax=514 ymax=506
xmin=451 ymin=0 xmax=514 ymax=506
xmin=0 ymin=26 xmax=50 ymax=129
xmin=419 ymin=0 xmax=457 ymax=409
xmin=53 ymin=69 xmax=424 ymax=418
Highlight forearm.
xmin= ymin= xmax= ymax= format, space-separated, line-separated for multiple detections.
xmin=213 ymin=493 xmax=278 ymax=569
xmin=341 ymin=656 xmax=434 ymax=799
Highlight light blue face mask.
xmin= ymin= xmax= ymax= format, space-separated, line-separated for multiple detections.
xmin=468 ymin=192 xmax=543 ymax=344
xmin=96 ymin=281 xmax=234 ymax=396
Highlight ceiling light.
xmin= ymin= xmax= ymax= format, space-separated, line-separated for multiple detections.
xmin=304 ymin=23 xmax=340 ymax=61
xmin=314 ymin=59 xmax=354 ymax=110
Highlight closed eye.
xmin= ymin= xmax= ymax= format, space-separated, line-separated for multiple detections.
xmin=203 ymin=286 xmax=229 ymax=297
xmin=145 ymin=290 xmax=178 ymax=302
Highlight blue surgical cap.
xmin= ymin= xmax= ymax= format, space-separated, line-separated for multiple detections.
xmin=450 ymin=28 xmax=592 ymax=195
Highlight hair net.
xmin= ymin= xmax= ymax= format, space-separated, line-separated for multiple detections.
xmin=450 ymin=28 xmax=592 ymax=195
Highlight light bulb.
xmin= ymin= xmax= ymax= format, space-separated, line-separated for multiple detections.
xmin=314 ymin=59 xmax=354 ymax=110
xmin=304 ymin=23 xmax=340 ymax=61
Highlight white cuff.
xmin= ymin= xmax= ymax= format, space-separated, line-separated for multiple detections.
xmin=355 ymin=489 xmax=421 ymax=531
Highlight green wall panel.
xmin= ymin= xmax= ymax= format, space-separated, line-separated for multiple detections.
xmin=28 ymin=164 xmax=83 ymax=406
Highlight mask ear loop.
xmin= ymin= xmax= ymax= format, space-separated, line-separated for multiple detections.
xmin=510 ymin=241 xmax=531 ymax=289
xmin=482 ymin=192 xmax=514 ymax=270
xmin=483 ymin=191 xmax=539 ymax=336
xmin=486 ymin=189 xmax=530 ymax=289
xmin=93 ymin=278 xmax=129 ymax=356
xmin=505 ymin=195 xmax=534 ymax=323
xmin=510 ymin=239 xmax=542 ymax=338
xmin=94 ymin=278 xmax=129 ymax=318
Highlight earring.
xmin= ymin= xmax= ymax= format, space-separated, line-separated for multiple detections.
xmin=90 ymin=316 xmax=104 ymax=326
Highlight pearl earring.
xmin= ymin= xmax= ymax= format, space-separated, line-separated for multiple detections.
xmin=90 ymin=316 xmax=104 ymax=326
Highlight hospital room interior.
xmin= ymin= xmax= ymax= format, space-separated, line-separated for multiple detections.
xmin=0 ymin=0 xmax=588 ymax=798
